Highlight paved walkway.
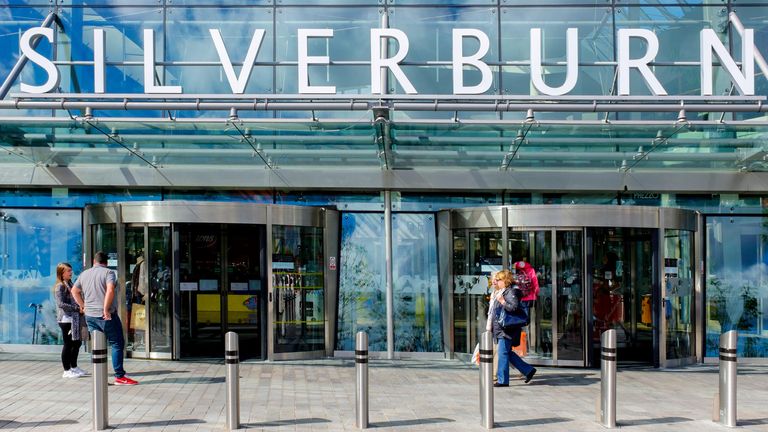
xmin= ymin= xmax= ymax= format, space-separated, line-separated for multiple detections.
xmin=0 ymin=353 xmax=766 ymax=431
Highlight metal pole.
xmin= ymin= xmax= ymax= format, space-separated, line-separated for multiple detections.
xmin=729 ymin=12 xmax=768 ymax=78
xmin=479 ymin=331 xmax=493 ymax=429
xmin=599 ymin=329 xmax=617 ymax=428
xmin=91 ymin=330 xmax=108 ymax=431
xmin=718 ymin=330 xmax=738 ymax=427
xmin=384 ymin=190 xmax=394 ymax=359
xmin=225 ymin=331 xmax=240 ymax=431
xmin=0 ymin=13 xmax=58 ymax=100
xmin=355 ymin=331 xmax=369 ymax=429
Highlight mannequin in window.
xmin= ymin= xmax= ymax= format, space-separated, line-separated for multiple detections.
xmin=131 ymin=254 xmax=147 ymax=305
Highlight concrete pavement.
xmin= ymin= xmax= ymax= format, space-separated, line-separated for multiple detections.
xmin=0 ymin=353 xmax=766 ymax=431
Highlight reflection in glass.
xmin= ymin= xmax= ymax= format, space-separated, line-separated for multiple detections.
xmin=125 ymin=226 xmax=146 ymax=355
xmin=556 ymin=231 xmax=583 ymax=361
xmin=337 ymin=214 xmax=386 ymax=351
xmin=706 ymin=217 xmax=768 ymax=358
xmin=226 ymin=224 xmax=263 ymax=359
xmin=392 ymin=214 xmax=442 ymax=352
xmin=508 ymin=230 xmax=552 ymax=360
xmin=180 ymin=224 xmax=222 ymax=357
xmin=0 ymin=209 xmax=82 ymax=345
xmin=148 ymin=227 xmax=172 ymax=353
xmin=591 ymin=228 xmax=654 ymax=363
xmin=453 ymin=230 xmax=501 ymax=354
xmin=272 ymin=225 xmax=324 ymax=354
xmin=664 ymin=229 xmax=693 ymax=360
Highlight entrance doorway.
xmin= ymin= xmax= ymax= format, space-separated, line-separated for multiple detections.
xmin=84 ymin=202 xmax=339 ymax=361
xmin=443 ymin=205 xmax=698 ymax=368
xmin=589 ymin=228 xmax=656 ymax=365
xmin=179 ymin=224 xmax=265 ymax=360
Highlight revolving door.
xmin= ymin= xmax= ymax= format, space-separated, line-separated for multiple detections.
xmin=84 ymin=202 xmax=339 ymax=361
xmin=441 ymin=205 xmax=700 ymax=368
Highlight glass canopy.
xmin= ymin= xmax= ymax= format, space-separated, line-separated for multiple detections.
xmin=1 ymin=110 xmax=766 ymax=173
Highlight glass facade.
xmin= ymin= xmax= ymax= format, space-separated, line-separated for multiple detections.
xmin=1 ymin=2 xmax=767 ymax=172
xmin=337 ymin=212 xmax=442 ymax=353
xmin=0 ymin=208 xmax=82 ymax=345
xmin=706 ymin=216 xmax=768 ymax=358
xmin=392 ymin=213 xmax=441 ymax=352
xmin=337 ymin=213 xmax=387 ymax=351
xmin=0 ymin=0 xmax=767 ymax=365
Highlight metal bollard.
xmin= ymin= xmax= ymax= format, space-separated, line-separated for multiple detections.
xmin=599 ymin=329 xmax=617 ymax=428
xmin=225 ymin=331 xmax=240 ymax=431
xmin=479 ymin=331 xmax=494 ymax=429
xmin=91 ymin=330 xmax=108 ymax=431
xmin=355 ymin=331 xmax=369 ymax=429
xmin=718 ymin=330 xmax=738 ymax=427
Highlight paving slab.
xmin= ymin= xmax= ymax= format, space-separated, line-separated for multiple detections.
xmin=0 ymin=353 xmax=766 ymax=431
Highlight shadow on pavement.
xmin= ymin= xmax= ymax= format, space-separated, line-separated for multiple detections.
xmin=495 ymin=416 xmax=571 ymax=427
xmin=242 ymin=417 xmax=331 ymax=427
xmin=528 ymin=373 xmax=599 ymax=386
xmin=0 ymin=420 xmax=77 ymax=427
xmin=128 ymin=370 xmax=190 ymax=376
xmin=740 ymin=418 xmax=768 ymax=426
xmin=371 ymin=417 xmax=455 ymax=427
xmin=115 ymin=418 xmax=206 ymax=428
xmin=141 ymin=376 xmax=225 ymax=384
xmin=619 ymin=416 xmax=693 ymax=426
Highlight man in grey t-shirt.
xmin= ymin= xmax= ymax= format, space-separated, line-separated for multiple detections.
xmin=72 ymin=251 xmax=138 ymax=386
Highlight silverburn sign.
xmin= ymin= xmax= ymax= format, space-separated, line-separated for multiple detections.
xmin=17 ymin=27 xmax=765 ymax=97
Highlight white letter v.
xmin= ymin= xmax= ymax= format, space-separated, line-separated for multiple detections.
xmin=210 ymin=29 xmax=265 ymax=94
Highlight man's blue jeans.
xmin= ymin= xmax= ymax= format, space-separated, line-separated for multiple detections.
xmin=85 ymin=314 xmax=126 ymax=378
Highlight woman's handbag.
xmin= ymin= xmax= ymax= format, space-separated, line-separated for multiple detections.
xmin=496 ymin=302 xmax=529 ymax=330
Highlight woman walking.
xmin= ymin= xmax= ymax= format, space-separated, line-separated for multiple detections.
xmin=489 ymin=269 xmax=536 ymax=387
xmin=54 ymin=262 xmax=88 ymax=378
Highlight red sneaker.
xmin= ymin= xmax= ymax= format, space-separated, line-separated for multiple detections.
xmin=114 ymin=376 xmax=138 ymax=386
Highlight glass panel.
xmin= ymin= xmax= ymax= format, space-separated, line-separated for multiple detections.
xmin=508 ymin=230 xmax=552 ymax=360
xmin=125 ymin=226 xmax=146 ymax=355
xmin=275 ymin=7 xmax=380 ymax=62
xmin=226 ymin=224 xmax=263 ymax=359
xmin=453 ymin=230 xmax=501 ymax=354
xmin=591 ymin=228 xmax=655 ymax=363
xmin=392 ymin=213 xmax=441 ymax=352
xmin=166 ymin=8 xmax=274 ymax=62
xmin=0 ymin=209 xmax=82 ymax=345
xmin=148 ymin=226 xmax=172 ymax=353
xmin=556 ymin=231 xmax=583 ymax=362
xmin=337 ymin=213 xmax=386 ymax=351
xmin=615 ymin=5 xmax=724 ymax=63
xmin=272 ymin=225 xmax=324 ymax=354
xmin=389 ymin=6 xmax=499 ymax=95
xmin=500 ymin=6 xmax=613 ymax=64
xmin=92 ymin=224 xmax=118 ymax=271
xmin=57 ymin=7 xmax=165 ymax=100
xmin=664 ymin=229 xmax=694 ymax=360
xmin=179 ymin=224 xmax=223 ymax=357
xmin=706 ymin=216 xmax=768 ymax=358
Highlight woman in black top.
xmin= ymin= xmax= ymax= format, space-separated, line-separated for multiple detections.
xmin=491 ymin=269 xmax=536 ymax=387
